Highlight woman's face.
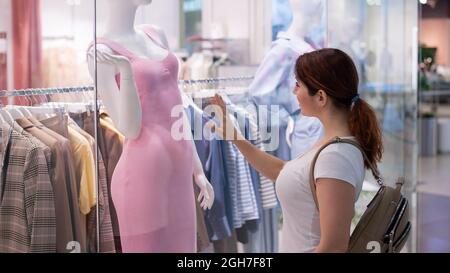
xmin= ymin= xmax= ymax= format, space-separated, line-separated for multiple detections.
xmin=293 ymin=80 xmax=318 ymax=117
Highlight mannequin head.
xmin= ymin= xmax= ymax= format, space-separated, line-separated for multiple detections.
xmin=287 ymin=0 xmax=323 ymax=39
xmin=103 ymin=0 xmax=153 ymax=35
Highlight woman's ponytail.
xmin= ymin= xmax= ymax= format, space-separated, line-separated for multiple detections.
xmin=349 ymin=98 xmax=383 ymax=172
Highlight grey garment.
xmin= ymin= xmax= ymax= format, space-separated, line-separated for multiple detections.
xmin=35 ymin=115 xmax=85 ymax=253
xmin=0 ymin=124 xmax=56 ymax=253
xmin=263 ymin=208 xmax=279 ymax=253
xmin=243 ymin=219 xmax=264 ymax=253
xmin=213 ymin=231 xmax=238 ymax=253
xmin=15 ymin=118 xmax=75 ymax=253
xmin=242 ymin=208 xmax=280 ymax=253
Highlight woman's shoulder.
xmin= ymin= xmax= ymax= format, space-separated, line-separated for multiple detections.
xmin=319 ymin=140 xmax=364 ymax=166
xmin=324 ymin=140 xmax=362 ymax=153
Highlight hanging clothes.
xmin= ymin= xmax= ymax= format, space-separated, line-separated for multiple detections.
xmin=186 ymin=105 xmax=233 ymax=242
xmin=21 ymin=116 xmax=85 ymax=251
xmin=222 ymin=96 xmax=278 ymax=210
xmin=98 ymin=113 xmax=124 ymax=252
xmin=0 ymin=123 xmax=56 ymax=253
xmin=67 ymin=112 xmax=117 ymax=253
xmin=14 ymin=117 xmax=78 ymax=252
xmin=40 ymin=114 xmax=115 ymax=253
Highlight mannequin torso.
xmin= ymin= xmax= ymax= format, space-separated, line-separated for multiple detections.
xmin=86 ymin=0 xmax=214 ymax=253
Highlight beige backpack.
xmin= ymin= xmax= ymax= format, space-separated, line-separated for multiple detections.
xmin=309 ymin=137 xmax=411 ymax=253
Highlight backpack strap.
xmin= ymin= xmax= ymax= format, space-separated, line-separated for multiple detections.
xmin=309 ymin=136 xmax=382 ymax=211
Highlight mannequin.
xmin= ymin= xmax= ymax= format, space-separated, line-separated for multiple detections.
xmin=87 ymin=0 xmax=214 ymax=252
xmin=285 ymin=0 xmax=323 ymax=42
xmin=332 ymin=17 xmax=369 ymax=86
xmin=250 ymin=0 xmax=323 ymax=161
xmin=285 ymin=0 xmax=324 ymax=159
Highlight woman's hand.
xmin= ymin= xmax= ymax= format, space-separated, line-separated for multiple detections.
xmin=209 ymin=94 xmax=245 ymax=141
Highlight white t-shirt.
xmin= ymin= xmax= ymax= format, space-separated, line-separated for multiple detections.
xmin=275 ymin=137 xmax=365 ymax=253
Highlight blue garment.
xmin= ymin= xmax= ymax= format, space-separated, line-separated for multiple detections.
xmin=238 ymin=147 xmax=264 ymax=247
xmin=272 ymin=0 xmax=293 ymax=40
xmin=222 ymin=113 xmax=259 ymax=230
xmin=249 ymin=31 xmax=324 ymax=160
xmin=187 ymin=106 xmax=233 ymax=241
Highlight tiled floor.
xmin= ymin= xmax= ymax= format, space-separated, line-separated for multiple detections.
xmin=417 ymin=154 xmax=450 ymax=252
xmin=417 ymin=155 xmax=450 ymax=196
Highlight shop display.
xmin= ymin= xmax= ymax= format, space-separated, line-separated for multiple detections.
xmin=0 ymin=0 xmax=419 ymax=253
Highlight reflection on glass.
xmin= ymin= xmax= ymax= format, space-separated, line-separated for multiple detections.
xmin=272 ymin=0 xmax=293 ymax=40
xmin=327 ymin=0 xmax=418 ymax=252
xmin=41 ymin=0 xmax=93 ymax=89
xmin=1 ymin=0 xmax=94 ymax=95
xmin=181 ymin=0 xmax=202 ymax=53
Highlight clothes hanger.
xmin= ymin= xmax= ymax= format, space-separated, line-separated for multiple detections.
xmin=0 ymin=114 xmax=6 ymax=125
xmin=0 ymin=109 xmax=15 ymax=125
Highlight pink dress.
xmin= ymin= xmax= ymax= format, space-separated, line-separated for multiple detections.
xmin=93 ymin=25 xmax=195 ymax=253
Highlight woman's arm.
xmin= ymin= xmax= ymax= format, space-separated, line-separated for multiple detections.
xmin=210 ymin=94 xmax=286 ymax=182
xmin=232 ymin=139 xmax=285 ymax=182
xmin=314 ymin=178 xmax=355 ymax=253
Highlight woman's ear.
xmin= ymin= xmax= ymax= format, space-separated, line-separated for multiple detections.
xmin=316 ymin=89 xmax=328 ymax=107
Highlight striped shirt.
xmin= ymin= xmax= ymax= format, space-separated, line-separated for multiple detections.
xmin=223 ymin=114 xmax=259 ymax=229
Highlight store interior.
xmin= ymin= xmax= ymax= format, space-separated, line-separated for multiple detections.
xmin=0 ymin=0 xmax=448 ymax=253
xmin=417 ymin=0 xmax=450 ymax=253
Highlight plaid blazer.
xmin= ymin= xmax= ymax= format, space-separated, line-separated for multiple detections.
xmin=0 ymin=124 xmax=56 ymax=253
xmin=16 ymin=117 xmax=75 ymax=253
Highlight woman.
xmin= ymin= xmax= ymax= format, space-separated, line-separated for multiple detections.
xmin=211 ymin=48 xmax=383 ymax=253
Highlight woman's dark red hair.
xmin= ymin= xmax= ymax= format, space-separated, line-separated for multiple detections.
xmin=295 ymin=48 xmax=383 ymax=172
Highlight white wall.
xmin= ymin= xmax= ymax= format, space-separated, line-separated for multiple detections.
xmin=420 ymin=19 xmax=450 ymax=67
xmin=327 ymin=0 xmax=416 ymax=86
xmin=96 ymin=0 xmax=180 ymax=49
xmin=41 ymin=0 xmax=180 ymax=50
xmin=202 ymin=0 xmax=272 ymax=64
xmin=41 ymin=0 xmax=95 ymax=53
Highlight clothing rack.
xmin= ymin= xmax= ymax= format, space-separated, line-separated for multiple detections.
xmin=43 ymin=35 xmax=75 ymax=41
xmin=178 ymin=76 xmax=254 ymax=86
xmin=0 ymin=76 xmax=254 ymax=98
xmin=0 ymin=85 xmax=95 ymax=98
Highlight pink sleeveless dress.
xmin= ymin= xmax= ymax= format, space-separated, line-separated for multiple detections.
xmin=92 ymin=25 xmax=195 ymax=253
